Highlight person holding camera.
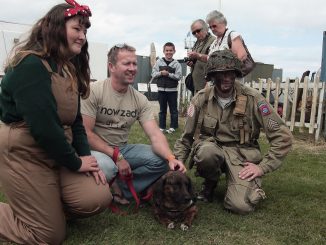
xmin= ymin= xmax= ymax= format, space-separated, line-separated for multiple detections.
xmin=186 ymin=19 xmax=215 ymax=94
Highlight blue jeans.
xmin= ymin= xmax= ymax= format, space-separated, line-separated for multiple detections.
xmin=158 ymin=91 xmax=178 ymax=129
xmin=91 ymin=144 xmax=169 ymax=199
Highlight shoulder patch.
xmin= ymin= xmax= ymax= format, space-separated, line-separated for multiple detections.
xmin=267 ymin=118 xmax=280 ymax=131
xmin=258 ymin=101 xmax=271 ymax=116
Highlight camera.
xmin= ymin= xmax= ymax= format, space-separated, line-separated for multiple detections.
xmin=184 ymin=57 xmax=195 ymax=63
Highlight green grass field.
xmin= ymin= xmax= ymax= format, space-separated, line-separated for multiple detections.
xmin=1 ymin=121 xmax=325 ymax=245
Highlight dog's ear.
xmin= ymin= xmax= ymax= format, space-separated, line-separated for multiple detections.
xmin=153 ymin=175 xmax=166 ymax=205
xmin=186 ymin=175 xmax=196 ymax=200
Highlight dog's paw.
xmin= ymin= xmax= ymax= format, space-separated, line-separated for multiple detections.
xmin=180 ymin=223 xmax=189 ymax=231
xmin=167 ymin=222 xmax=175 ymax=229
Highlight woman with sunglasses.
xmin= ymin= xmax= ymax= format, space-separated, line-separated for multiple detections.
xmin=0 ymin=1 xmax=111 ymax=244
xmin=186 ymin=19 xmax=215 ymax=94
xmin=204 ymin=10 xmax=247 ymax=62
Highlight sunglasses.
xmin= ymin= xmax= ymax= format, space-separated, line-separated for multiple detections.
xmin=113 ymin=43 xmax=128 ymax=49
xmin=192 ymin=28 xmax=202 ymax=35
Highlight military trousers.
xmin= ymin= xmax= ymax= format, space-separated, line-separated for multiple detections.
xmin=193 ymin=140 xmax=266 ymax=214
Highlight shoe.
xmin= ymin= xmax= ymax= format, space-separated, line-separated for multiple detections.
xmin=166 ymin=128 xmax=175 ymax=134
xmin=159 ymin=128 xmax=165 ymax=132
xmin=112 ymin=193 xmax=130 ymax=205
xmin=196 ymin=179 xmax=217 ymax=202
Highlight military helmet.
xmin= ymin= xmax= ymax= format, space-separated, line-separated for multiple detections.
xmin=206 ymin=50 xmax=242 ymax=79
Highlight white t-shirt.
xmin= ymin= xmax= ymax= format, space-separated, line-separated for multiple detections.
xmin=81 ymin=79 xmax=154 ymax=146
xmin=208 ymin=29 xmax=241 ymax=56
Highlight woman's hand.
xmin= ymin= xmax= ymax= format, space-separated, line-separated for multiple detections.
xmin=78 ymin=155 xmax=99 ymax=172
xmin=90 ymin=169 xmax=107 ymax=185
xmin=78 ymin=156 xmax=107 ymax=185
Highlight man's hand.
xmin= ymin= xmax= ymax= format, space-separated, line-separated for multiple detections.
xmin=187 ymin=51 xmax=197 ymax=60
xmin=168 ymin=159 xmax=187 ymax=173
xmin=238 ymin=161 xmax=263 ymax=181
xmin=117 ymin=159 xmax=132 ymax=176
xmin=186 ymin=61 xmax=194 ymax=67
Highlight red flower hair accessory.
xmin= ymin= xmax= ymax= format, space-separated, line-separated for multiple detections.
xmin=65 ymin=0 xmax=92 ymax=17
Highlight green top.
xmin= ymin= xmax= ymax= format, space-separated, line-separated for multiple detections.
xmin=0 ymin=55 xmax=90 ymax=171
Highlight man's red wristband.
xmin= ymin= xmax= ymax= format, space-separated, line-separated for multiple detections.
xmin=112 ymin=147 xmax=120 ymax=163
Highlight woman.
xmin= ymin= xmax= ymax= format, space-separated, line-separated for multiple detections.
xmin=205 ymin=10 xmax=247 ymax=61
xmin=0 ymin=1 xmax=112 ymax=244
xmin=186 ymin=19 xmax=215 ymax=93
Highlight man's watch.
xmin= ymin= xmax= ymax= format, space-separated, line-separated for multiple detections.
xmin=117 ymin=153 xmax=124 ymax=162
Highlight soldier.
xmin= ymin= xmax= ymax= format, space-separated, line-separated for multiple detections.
xmin=174 ymin=50 xmax=292 ymax=214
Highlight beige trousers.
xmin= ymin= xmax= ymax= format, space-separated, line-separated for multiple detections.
xmin=194 ymin=141 xmax=265 ymax=214
xmin=0 ymin=124 xmax=112 ymax=245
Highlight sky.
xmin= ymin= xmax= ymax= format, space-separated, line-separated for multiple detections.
xmin=0 ymin=0 xmax=325 ymax=79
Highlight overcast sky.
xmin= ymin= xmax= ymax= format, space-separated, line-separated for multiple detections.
xmin=0 ymin=0 xmax=325 ymax=79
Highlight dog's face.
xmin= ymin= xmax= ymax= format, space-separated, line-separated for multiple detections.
xmin=154 ymin=171 xmax=195 ymax=208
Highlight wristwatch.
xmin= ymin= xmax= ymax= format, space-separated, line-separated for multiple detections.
xmin=117 ymin=153 xmax=124 ymax=162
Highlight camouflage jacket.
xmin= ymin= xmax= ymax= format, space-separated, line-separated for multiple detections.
xmin=174 ymin=81 xmax=292 ymax=174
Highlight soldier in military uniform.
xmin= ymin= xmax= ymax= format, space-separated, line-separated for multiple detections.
xmin=174 ymin=50 xmax=292 ymax=214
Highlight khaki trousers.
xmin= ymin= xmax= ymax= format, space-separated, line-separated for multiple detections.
xmin=0 ymin=124 xmax=112 ymax=245
xmin=194 ymin=141 xmax=265 ymax=214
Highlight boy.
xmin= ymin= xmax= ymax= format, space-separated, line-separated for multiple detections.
xmin=151 ymin=42 xmax=182 ymax=133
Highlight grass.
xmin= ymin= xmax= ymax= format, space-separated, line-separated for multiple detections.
xmin=1 ymin=118 xmax=326 ymax=245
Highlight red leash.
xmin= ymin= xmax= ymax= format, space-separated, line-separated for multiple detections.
xmin=108 ymin=147 xmax=141 ymax=214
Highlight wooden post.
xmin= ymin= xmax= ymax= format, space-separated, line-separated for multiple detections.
xmin=258 ymin=79 xmax=263 ymax=94
xmin=299 ymin=76 xmax=309 ymax=132
xmin=282 ymin=78 xmax=290 ymax=121
xmin=316 ymin=82 xmax=325 ymax=141
xmin=309 ymin=74 xmax=320 ymax=134
xmin=274 ymin=77 xmax=281 ymax=111
xmin=290 ymin=78 xmax=299 ymax=132
xmin=266 ymin=78 xmax=272 ymax=104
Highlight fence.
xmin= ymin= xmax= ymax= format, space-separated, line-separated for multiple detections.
xmin=177 ymin=75 xmax=326 ymax=142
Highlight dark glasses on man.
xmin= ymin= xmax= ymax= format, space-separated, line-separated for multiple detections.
xmin=113 ymin=43 xmax=128 ymax=49
xmin=192 ymin=28 xmax=202 ymax=35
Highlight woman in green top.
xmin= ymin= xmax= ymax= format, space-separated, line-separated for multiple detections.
xmin=0 ymin=1 xmax=112 ymax=244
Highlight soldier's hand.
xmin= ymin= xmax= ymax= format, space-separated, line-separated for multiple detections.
xmin=238 ymin=161 xmax=263 ymax=181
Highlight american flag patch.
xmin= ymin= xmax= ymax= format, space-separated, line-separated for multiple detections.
xmin=187 ymin=104 xmax=195 ymax=117
xmin=258 ymin=101 xmax=271 ymax=116
xmin=267 ymin=118 xmax=280 ymax=131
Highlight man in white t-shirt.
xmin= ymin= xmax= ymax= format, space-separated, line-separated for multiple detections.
xmin=81 ymin=44 xmax=186 ymax=203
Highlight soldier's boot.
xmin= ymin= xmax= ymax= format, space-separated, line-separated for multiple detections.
xmin=196 ymin=179 xmax=217 ymax=202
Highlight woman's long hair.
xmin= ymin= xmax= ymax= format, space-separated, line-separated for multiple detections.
xmin=6 ymin=3 xmax=91 ymax=98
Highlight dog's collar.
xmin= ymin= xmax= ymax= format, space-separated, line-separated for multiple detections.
xmin=162 ymin=199 xmax=195 ymax=213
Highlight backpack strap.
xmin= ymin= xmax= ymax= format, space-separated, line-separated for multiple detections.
xmin=227 ymin=30 xmax=233 ymax=49
xmin=233 ymin=81 xmax=250 ymax=145
xmin=233 ymin=94 xmax=247 ymax=144
xmin=194 ymin=88 xmax=211 ymax=141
